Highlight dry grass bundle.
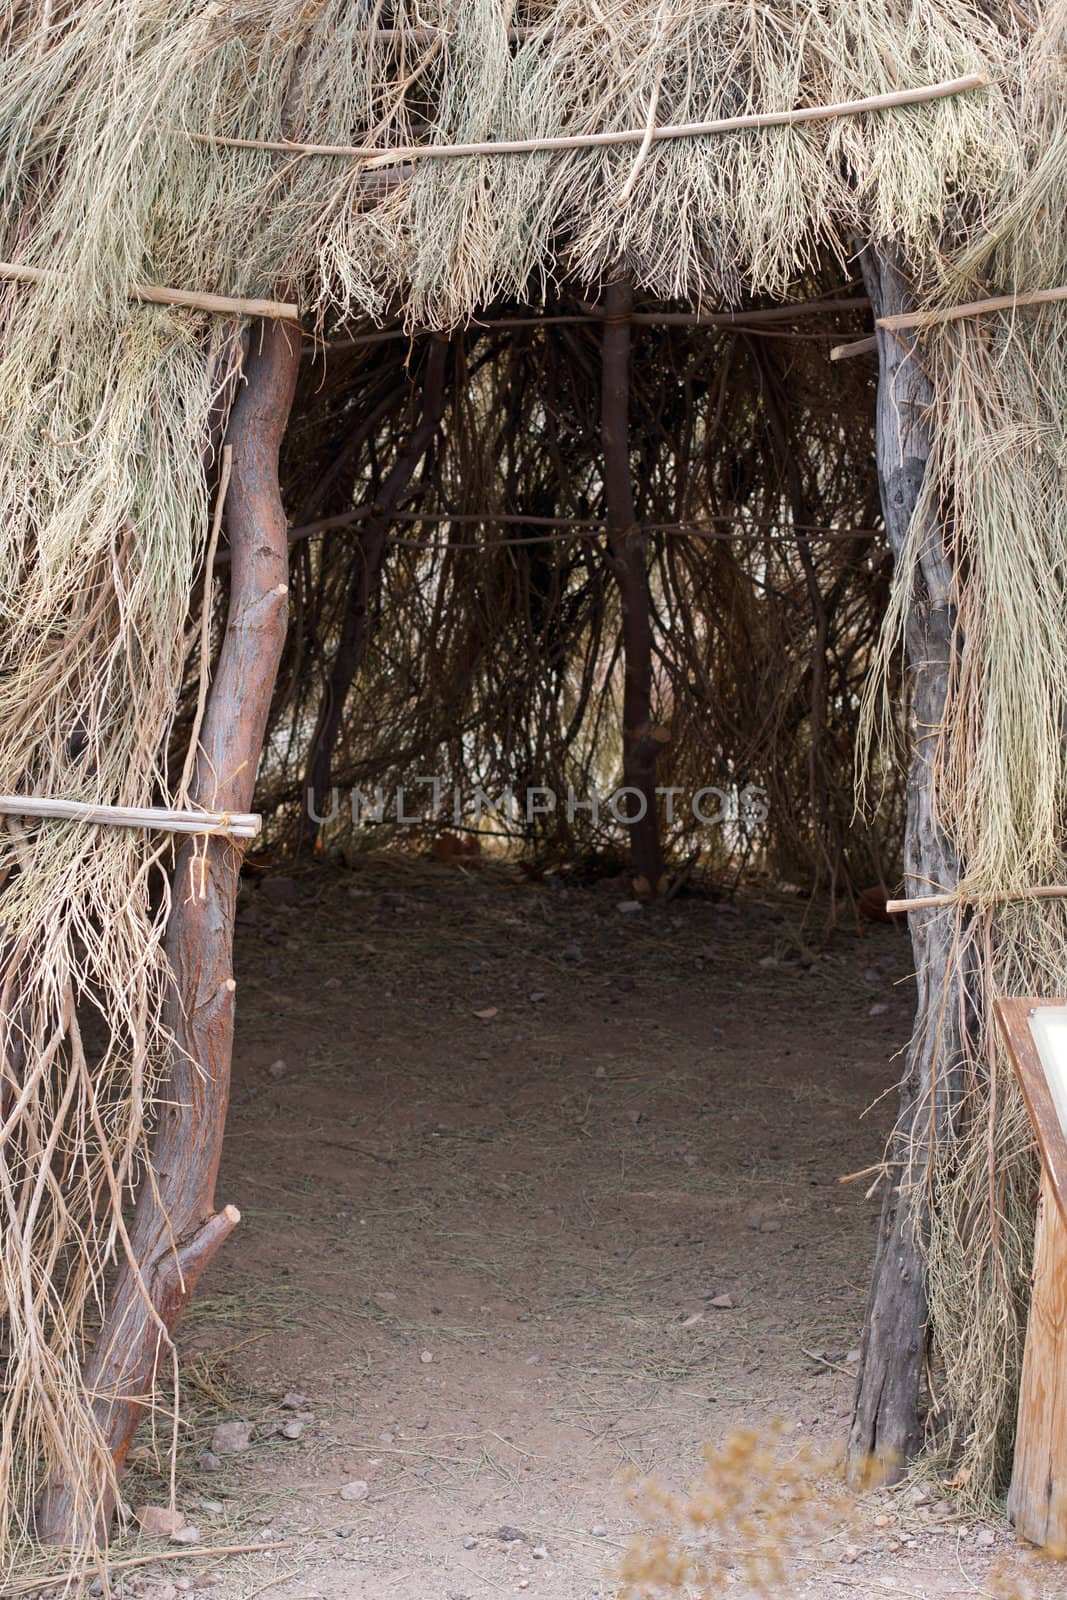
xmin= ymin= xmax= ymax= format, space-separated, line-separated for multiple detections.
xmin=885 ymin=313 xmax=1067 ymax=1506
xmin=0 ymin=306 xmax=238 ymax=1564
xmin=849 ymin=8 xmax=1067 ymax=1505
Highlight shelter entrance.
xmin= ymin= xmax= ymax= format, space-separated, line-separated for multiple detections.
xmin=137 ymin=273 xmax=978 ymax=1594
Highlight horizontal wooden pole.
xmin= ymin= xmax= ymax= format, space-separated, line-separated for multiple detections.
xmin=312 ymin=296 xmax=869 ymax=353
xmin=886 ymin=885 xmax=1067 ymax=913
xmin=288 ymin=507 xmax=879 ymax=543
xmin=379 ymin=527 xmax=877 ymax=551
xmin=876 ymin=283 xmax=1067 ymax=334
xmin=884 ymin=894 xmax=958 ymax=913
xmin=219 ymin=507 xmax=879 ymax=563
xmin=194 ymin=73 xmax=990 ymax=166
xmin=0 ymin=795 xmax=260 ymax=838
xmin=0 ymin=261 xmax=298 ymax=321
xmin=633 ymin=299 xmax=867 ymax=327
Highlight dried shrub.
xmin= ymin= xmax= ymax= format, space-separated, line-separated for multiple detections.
xmin=617 ymin=1427 xmax=849 ymax=1597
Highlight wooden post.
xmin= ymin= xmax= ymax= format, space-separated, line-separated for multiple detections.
xmin=37 ymin=318 xmax=300 ymax=1546
xmin=1008 ymin=1172 xmax=1067 ymax=1549
xmin=996 ymin=996 xmax=1067 ymax=1550
xmin=845 ymin=245 xmax=970 ymax=1484
xmin=600 ymin=273 xmax=665 ymax=894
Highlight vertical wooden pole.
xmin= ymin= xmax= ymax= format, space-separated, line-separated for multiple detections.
xmin=846 ymin=245 xmax=969 ymax=1484
xmin=1008 ymin=1172 xmax=1067 ymax=1548
xmin=600 ymin=273 xmax=665 ymax=893
xmin=37 ymin=318 xmax=300 ymax=1545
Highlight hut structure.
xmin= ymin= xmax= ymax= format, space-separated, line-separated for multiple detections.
xmin=0 ymin=0 xmax=1065 ymax=1581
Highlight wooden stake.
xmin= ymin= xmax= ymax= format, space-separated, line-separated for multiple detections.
xmin=0 ymin=260 xmax=298 ymax=321
xmin=36 ymin=318 xmax=300 ymax=1546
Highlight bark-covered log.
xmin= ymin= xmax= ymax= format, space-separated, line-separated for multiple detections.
xmin=600 ymin=275 xmax=665 ymax=891
xmin=846 ymin=246 xmax=970 ymax=1484
xmin=37 ymin=318 xmax=300 ymax=1544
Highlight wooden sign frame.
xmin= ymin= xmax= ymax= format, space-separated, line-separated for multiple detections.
xmin=995 ymin=995 xmax=1067 ymax=1551
xmin=995 ymin=997 xmax=1067 ymax=1223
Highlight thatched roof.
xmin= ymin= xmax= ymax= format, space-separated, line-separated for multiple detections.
xmin=0 ymin=2 xmax=1023 ymax=324
xmin=1 ymin=0 xmax=1066 ymax=1578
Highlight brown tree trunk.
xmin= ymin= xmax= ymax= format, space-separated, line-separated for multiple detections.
xmin=600 ymin=275 xmax=665 ymax=892
xmin=37 ymin=318 xmax=300 ymax=1545
xmin=846 ymin=246 xmax=970 ymax=1484
xmin=299 ymin=335 xmax=450 ymax=851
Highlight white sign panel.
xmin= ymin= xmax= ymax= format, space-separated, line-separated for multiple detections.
xmin=1028 ymin=1005 xmax=1067 ymax=1146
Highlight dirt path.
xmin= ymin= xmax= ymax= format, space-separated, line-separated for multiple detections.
xmin=109 ymin=859 xmax=1061 ymax=1600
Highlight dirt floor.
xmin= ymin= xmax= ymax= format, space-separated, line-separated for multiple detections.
xmin=91 ymin=856 xmax=1067 ymax=1600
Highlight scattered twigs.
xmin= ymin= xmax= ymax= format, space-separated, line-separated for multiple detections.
xmin=0 ymin=795 xmax=259 ymax=838
xmin=190 ymin=74 xmax=990 ymax=167
xmin=243 ymin=1571 xmax=301 ymax=1600
xmin=876 ymin=282 xmax=1067 ymax=333
xmin=837 ymin=1162 xmax=886 ymax=1185
xmin=0 ymin=260 xmax=298 ymax=320
xmin=802 ymin=1347 xmax=857 ymax=1376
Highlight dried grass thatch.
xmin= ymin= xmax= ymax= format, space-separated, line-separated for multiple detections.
xmin=0 ymin=0 xmax=1062 ymax=1578
xmin=863 ymin=2 xmax=1067 ymax=1500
